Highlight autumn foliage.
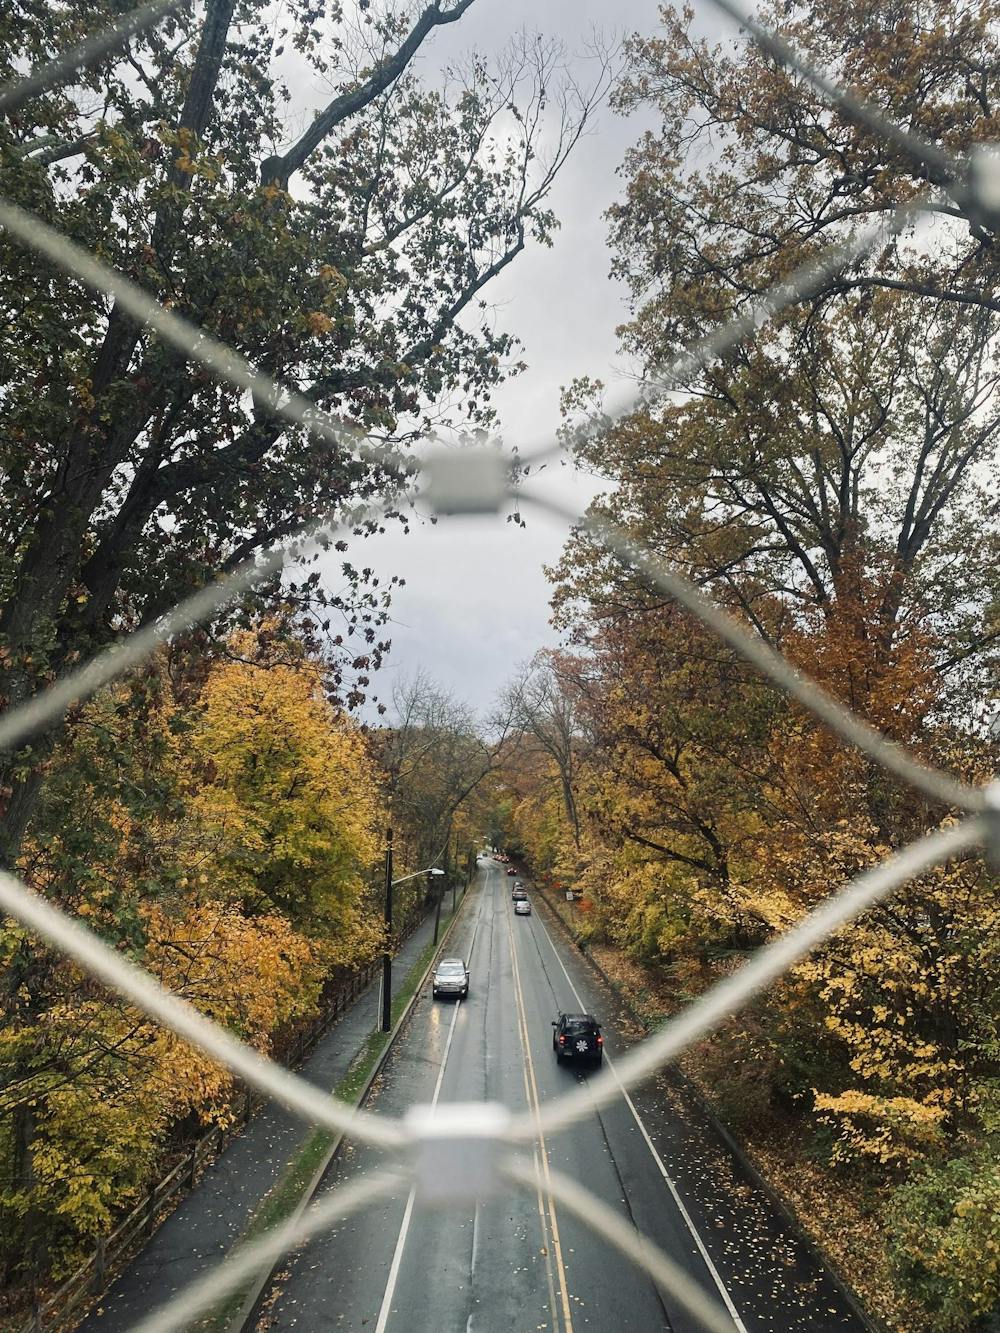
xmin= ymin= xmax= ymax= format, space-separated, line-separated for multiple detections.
xmin=0 ymin=630 xmax=384 ymax=1286
xmin=497 ymin=3 xmax=1000 ymax=1326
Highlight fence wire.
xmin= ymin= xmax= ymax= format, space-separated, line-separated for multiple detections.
xmin=2 ymin=1 xmax=999 ymax=1330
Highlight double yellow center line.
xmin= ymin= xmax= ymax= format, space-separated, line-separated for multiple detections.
xmin=504 ymin=902 xmax=575 ymax=1333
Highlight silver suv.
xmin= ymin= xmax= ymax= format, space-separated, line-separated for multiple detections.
xmin=432 ymin=957 xmax=469 ymax=999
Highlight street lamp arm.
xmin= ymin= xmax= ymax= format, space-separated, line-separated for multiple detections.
xmin=381 ymin=827 xmax=447 ymax=1035
xmin=391 ymin=864 xmax=445 ymax=887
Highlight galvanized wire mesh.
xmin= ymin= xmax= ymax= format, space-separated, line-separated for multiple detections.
xmin=2 ymin=1 xmax=999 ymax=1330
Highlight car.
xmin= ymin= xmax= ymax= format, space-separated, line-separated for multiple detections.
xmin=514 ymin=898 xmax=531 ymax=916
xmin=552 ymin=1012 xmax=603 ymax=1064
xmin=512 ymin=887 xmax=527 ymax=901
xmin=506 ymin=866 xmax=516 ymax=876
xmin=432 ymin=957 xmax=469 ymax=999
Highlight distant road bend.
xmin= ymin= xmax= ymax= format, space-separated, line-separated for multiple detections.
xmin=257 ymin=857 xmax=868 ymax=1332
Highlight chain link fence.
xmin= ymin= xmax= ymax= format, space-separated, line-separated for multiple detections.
xmin=1 ymin=2 xmax=999 ymax=1331
xmin=15 ymin=910 xmax=448 ymax=1333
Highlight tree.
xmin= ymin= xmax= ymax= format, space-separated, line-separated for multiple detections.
xmin=557 ymin=290 xmax=1000 ymax=722
xmin=497 ymin=650 xmax=585 ymax=848
xmin=609 ymin=0 xmax=1000 ymax=352
xmin=376 ymin=671 xmax=498 ymax=885
xmin=0 ymin=0 xmax=607 ymax=862
xmin=0 ymin=628 xmax=382 ymax=1288
xmin=552 ymin=5 xmax=1000 ymax=732
xmin=0 ymin=900 xmax=322 ymax=1282
xmin=191 ymin=632 xmax=382 ymax=936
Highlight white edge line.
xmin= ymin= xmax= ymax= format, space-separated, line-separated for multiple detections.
xmin=532 ymin=907 xmax=748 ymax=1332
xmin=373 ymin=945 xmax=466 ymax=1333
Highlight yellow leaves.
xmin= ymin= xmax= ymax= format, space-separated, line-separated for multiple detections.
xmin=189 ymin=635 xmax=381 ymax=933
xmin=11 ymin=898 xmax=325 ymax=1246
xmin=306 ymin=311 xmax=334 ymax=336
xmin=318 ymin=263 xmax=347 ymax=291
xmin=4 ymin=630 xmax=396 ymax=1279
xmin=145 ymin=902 xmax=322 ymax=1045
xmin=814 ymin=1089 xmax=947 ymax=1166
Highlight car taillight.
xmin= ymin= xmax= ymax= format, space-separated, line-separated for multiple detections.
xmin=559 ymin=1034 xmax=566 ymax=1044
xmin=596 ymin=1035 xmax=603 ymax=1045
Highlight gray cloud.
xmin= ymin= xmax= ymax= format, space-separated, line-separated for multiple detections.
xmin=317 ymin=1 xmax=667 ymax=716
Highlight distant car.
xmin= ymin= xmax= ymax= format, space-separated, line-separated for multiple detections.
xmin=512 ymin=887 xmax=527 ymax=901
xmin=506 ymin=866 xmax=516 ymax=876
xmin=432 ymin=958 xmax=469 ymax=1000
xmin=514 ymin=898 xmax=531 ymax=916
xmin=552 ymin=1013 xmax=603 ymax=1065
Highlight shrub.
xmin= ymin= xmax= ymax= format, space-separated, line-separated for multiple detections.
xmin=886 ymin=1147 xmax=1000 ymax=1330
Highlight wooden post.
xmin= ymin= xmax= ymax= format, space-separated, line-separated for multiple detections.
xmin=93 ymin=1236 xmax=106 ymax=1292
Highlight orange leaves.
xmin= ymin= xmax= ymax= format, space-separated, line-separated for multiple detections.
xmin=141 ymin=902 xmax=321 ymax=1118
xmin=306 ymin=311 xmax=334 ymax=336
xmin=144 ymin=903 xmax=321 ymax=1047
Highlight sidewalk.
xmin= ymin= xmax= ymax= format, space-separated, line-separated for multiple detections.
xmin=77 ymin=912 xmax=442 ymax=1331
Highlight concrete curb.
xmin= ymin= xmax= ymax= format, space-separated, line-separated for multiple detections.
xmin=532 ymin=880 xmax=887 ymax=1333
xmin=228 ymin=885 xmax=473 ymax=1333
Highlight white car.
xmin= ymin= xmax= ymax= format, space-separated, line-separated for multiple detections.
xmin=514 ymin=899 xmax=531 ymax=916
xmin=432 ymin=957 xmax=469 ymax=999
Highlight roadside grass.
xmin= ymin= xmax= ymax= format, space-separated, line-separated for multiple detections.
xmin=197 ymin=907 xmax=458 ymax=1332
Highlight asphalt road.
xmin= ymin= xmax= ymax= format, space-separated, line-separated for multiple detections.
xmin=255 ymin=858 xmax=870 ymax=1333
xmin=77 ymin=911 xmax=443 ymax=1332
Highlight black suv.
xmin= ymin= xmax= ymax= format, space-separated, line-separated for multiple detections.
xmin=552 ymin=1012 xmax=603 ymax=1065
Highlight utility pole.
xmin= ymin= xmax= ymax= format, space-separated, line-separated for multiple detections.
xmin=381 ymin=826 xmax=393 ymax=1033
xmin=434 ymin=830 xmax=450 ymax=945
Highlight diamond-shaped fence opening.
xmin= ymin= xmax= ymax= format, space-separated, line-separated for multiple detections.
xmin=1 ymin=3 xmax=998 ymax=1331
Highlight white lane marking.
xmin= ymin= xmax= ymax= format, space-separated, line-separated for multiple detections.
xmin=373 ymin=920 xmax=468 ymax=1333
xmin=505 ymin=895 xmax=574 ymax=1332
xmin=532 ymin=908 xmax=749 ymax=1332
xmin=374 ymin=1190 xmax=415 ymax=1333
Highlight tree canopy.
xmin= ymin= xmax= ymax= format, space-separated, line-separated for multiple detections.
xmin=0 ymin=0 xmax=605 ymax=859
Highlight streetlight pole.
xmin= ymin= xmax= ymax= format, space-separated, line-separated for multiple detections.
xmin=435 ymin=837 xmax=450 ymax=946
xmin=381 ymin=852 xmax=445 ymax=1033
xmin=381 ymin=826 xmax=393 ymax=1033
xmin=432 ymin=869 xmax=443 ymax=946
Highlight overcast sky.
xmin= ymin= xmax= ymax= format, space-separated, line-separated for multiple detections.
xmin=318 ymin=1 xmax=674 ymax=719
